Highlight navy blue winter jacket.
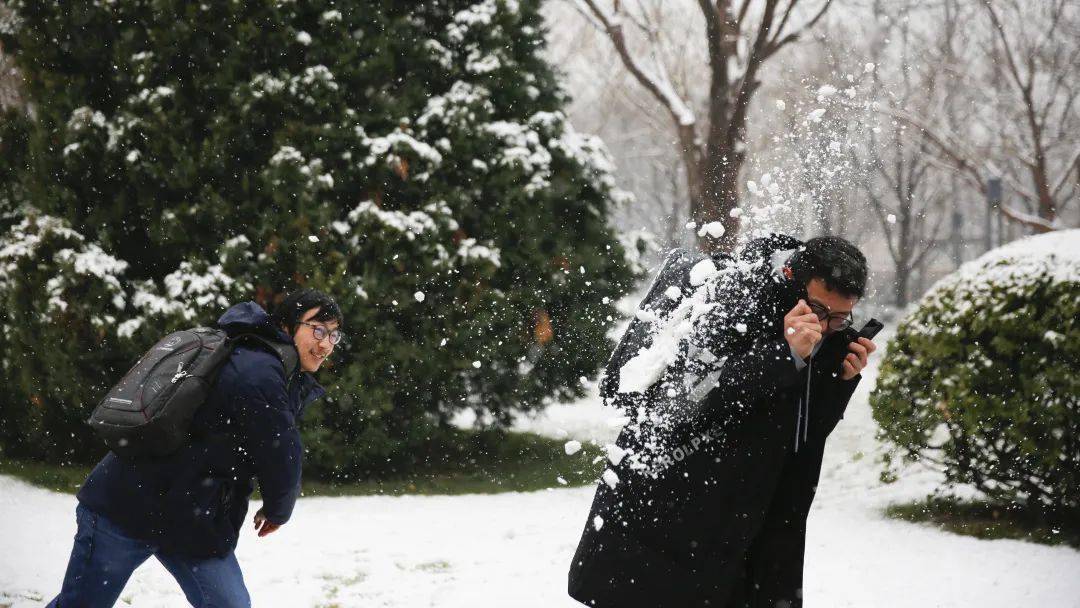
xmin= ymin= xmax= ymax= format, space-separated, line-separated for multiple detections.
xmin=77 ymin=302 xmax=326 ymax=558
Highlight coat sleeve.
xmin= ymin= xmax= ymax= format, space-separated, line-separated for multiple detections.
xmin=697 ymin=333 xmax=803 ymax=412
xmin=689 ymin=278 xmax=803 ymax=409
xmin=811 ymin=363 xmax=861 ymax=428
xmin=231 ymin=363 xmax=303 ymax=525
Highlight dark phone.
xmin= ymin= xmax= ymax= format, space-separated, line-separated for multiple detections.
xmin=842 ymin=318 xmax=884 ymax=345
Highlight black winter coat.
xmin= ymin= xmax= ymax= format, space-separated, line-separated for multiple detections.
xmin=568 ymin=243 xmax=860 ymax=608
xmin=77 ymin=302 xmax=325 ymax=558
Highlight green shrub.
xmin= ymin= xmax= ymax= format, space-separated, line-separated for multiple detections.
xmin=0 ymin=213 xmax=132 ymax=461
xmin=871 ymin=230 xmax=1080 ymax=515
xmin=0 ymin=1 xmax=642 ymax=477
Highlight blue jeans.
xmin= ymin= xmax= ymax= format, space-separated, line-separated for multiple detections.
xmin=48 ymin=504 xmax=251 ymax=608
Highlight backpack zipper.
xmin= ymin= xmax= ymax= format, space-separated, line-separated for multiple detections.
xmin=171 ymin=361 xmax=190 ymax=384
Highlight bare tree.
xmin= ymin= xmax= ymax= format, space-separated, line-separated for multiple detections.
xmin=850 ymin=2 xmax=957 ymax=306
xmin=571 ymin=0 xmax=833 ymax=252
xmin=544 ymin=2 xmax=696 ymax=257
xmin=893 ymin=0 xmax=1080 ymax=233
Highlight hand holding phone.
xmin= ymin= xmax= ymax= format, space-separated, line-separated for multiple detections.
xmin=842 ymin=318 xmax=884 ymax=345
xmin=839 ymin=318 xmax=883 ymax=380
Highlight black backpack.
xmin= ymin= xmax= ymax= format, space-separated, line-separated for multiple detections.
xmin=87 ymin=327 xmax=299 ymax=459
xmin=599 ymin=246 xmax=710 ymax=410
xmin=599 ymin=234 xmax=803 ymax=415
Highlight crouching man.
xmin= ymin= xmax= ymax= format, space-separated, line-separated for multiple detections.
xmin=49 ymin=289 xmax=342 ymax=607
xmin=569 ymin=236 xmax=877 ymax=608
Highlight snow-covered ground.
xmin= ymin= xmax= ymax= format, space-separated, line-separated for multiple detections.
xmin=3 ymin=332 xmax=1079 ymax=607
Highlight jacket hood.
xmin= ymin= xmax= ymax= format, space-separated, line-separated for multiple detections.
xmin=218 ymin=301 xmax=328 ymax=405
xmin=216 ymin=301 xmax=292 ymax=344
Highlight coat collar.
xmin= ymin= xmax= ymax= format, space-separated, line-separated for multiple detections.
xmin=298 ymin=372 xmax=326 ymax=406
xmin=217 ymin=301 xmax=293 ymax=344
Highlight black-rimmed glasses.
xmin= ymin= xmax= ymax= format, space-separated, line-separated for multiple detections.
xmin=299 ymin=321 xmax=343 ymax=345
xmin=807 ymin=301 xmax=853 ymax=331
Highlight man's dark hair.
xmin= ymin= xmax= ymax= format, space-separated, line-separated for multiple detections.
xmin=786 ymin=236 xmax=868 ymax=298
xmin=271 ymin=288 xmax=343 ymax=335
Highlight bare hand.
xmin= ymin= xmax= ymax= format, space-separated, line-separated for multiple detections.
xmin=784 ymin=299 xmax=822 ymax=361
xmin=253 ymin=508 xmax=281 ymax=538
xmin=840 ymin=337 xmax=876 ymax=380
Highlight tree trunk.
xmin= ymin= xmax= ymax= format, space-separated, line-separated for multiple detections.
xmin=894 ymin=265 xmax=910 ymax=308
xmin=691 ymin=141 xmax=743 ymax=254
xmin=576 ymin=0 xmax=835 ymax=256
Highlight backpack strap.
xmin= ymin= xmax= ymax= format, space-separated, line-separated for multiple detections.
xmin=231 ymin=333 xmax=302 ymax=390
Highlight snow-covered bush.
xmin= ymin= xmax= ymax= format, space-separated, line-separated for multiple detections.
xmin=871 ymin=230 xmax=1080 ymax=515
xmin=119 ymin=240 xmax=257 ymax=342
xmin=0 ymin=214 xmax=134 ymax=461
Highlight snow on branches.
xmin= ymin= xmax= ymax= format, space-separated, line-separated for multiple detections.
xmin=0 ymin=214 xmax=128 ymax=322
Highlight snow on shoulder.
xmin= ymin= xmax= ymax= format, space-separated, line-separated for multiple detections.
xmin=615 ymin=253 xmax=760 ymax=396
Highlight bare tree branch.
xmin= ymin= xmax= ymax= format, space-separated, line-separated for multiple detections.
xmin=1000 ymin=205 xmax=1058 ymax=232
xmin=765 ymin=0 xmax=833 ymax=58
xmin=576 ymin=0 xmax=698 ymax=129
xmin=1051 ymin=146 xmax=1080 ymax=199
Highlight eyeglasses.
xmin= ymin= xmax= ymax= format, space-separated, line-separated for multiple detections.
xmin=298 ymin=321 xmax=343 ymax=345
xmin=807 ymin=301 xmax=853 ymax=331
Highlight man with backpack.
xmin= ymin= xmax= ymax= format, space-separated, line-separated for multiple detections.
xmin=48 ymin=288 xmax=342 ymax=608
xmin=568 ymin=235 xmax=877 ymax=608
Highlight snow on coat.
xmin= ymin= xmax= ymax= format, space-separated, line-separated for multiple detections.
xmin=569 ymin=235 xmax=861 ymax=608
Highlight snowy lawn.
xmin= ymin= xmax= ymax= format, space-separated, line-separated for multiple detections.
xmin=3 ymin=334 xmax=1079 ymax=607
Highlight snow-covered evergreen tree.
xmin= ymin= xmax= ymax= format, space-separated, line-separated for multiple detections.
xmin=0 ymin=0 xmax=643 ymax=473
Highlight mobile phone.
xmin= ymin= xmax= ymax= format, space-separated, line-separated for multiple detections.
xmin=843 ymin=318 xmax=884 ymax=345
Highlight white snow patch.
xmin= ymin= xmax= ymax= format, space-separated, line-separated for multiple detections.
xmin=2 ymin=335 xmax=1079 ymax=607
xmin=601 ymin=469 xmax=619 ymax=489
xmin=817 ymin=85 xmax=838 ymax=99
xmin=603 ymin=444 xmax=627 ymax=466
xmin=688 ymin=259 xmax=718 ymax=286
xmin=697 ymin=221 xmax=726 ymax=239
